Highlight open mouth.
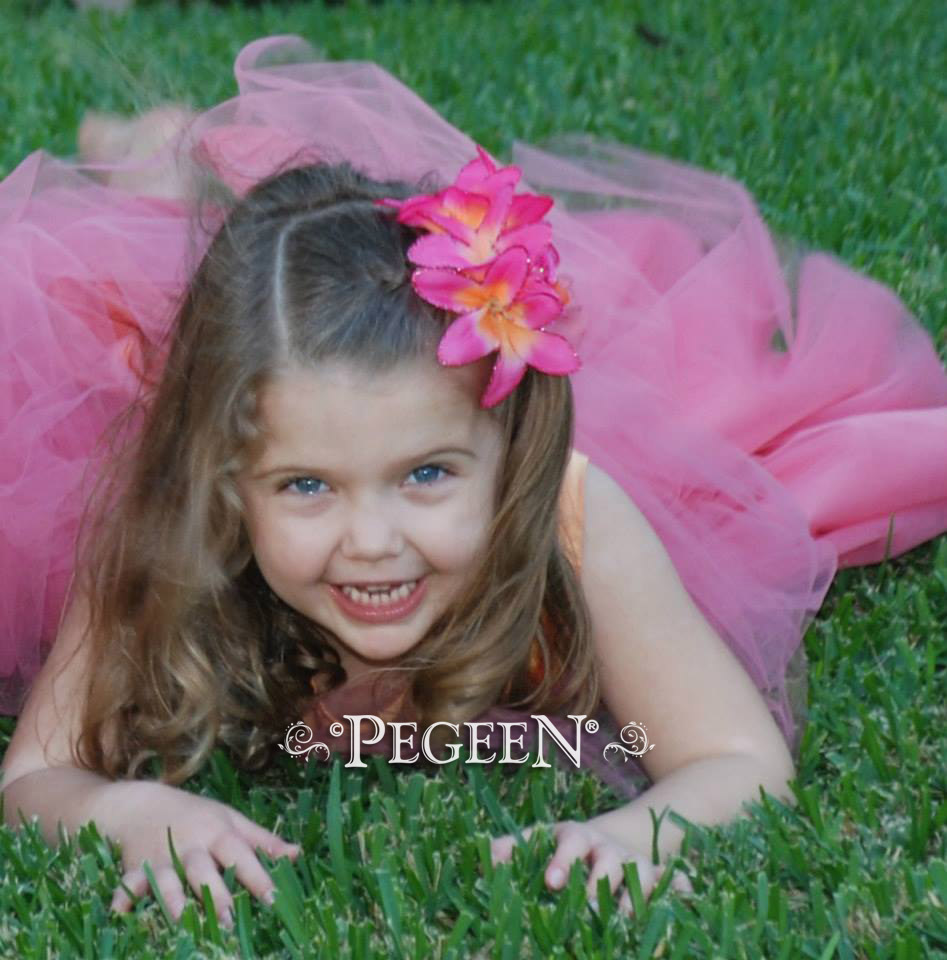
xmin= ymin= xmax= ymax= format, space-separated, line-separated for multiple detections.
xmin=337 ymin=580 xmax=419 ymax=605
xmin=328 ymin=576 xmax=428 ymax=623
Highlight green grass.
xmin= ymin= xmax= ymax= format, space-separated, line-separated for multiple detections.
xmin=1 ymin=0 xmax=945 ymax=956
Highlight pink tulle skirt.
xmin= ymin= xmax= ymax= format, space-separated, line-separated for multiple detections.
xmin=3 ymin=37 xmax=946 ymax=778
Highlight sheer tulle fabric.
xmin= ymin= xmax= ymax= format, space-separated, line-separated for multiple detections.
xmin=3 ymin=36 xmax=946 ymax=795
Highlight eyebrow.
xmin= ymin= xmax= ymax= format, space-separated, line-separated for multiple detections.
xmin=251 ymin=446 xmax=477 ymax=481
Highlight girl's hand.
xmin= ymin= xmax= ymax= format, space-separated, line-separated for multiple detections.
xmin=490 ymin=819 xmax=693 ymax=917
xmin=106 ymin=780 xmax=301 ymax=928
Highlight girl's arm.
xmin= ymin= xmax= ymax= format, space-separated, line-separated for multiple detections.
xmin=491 ymin=461 xmax=796 ymax=912
xmin=1 ymin=582 xmax=118 ymax=840
xmin=0 ymin=580 xmax=298 ymax=926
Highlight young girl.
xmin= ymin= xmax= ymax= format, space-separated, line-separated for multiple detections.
xmin=2 ymin=34 xmax=946 ymax=928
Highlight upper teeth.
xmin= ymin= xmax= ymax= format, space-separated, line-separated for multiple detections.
xmin=340 ymin=580 xmax=418 ymax=604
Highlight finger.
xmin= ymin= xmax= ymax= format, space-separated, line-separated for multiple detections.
xmin=490 ymin=824 xmax=538 ymax=866
xmin=211 ymin=832 xmax=280 ymax=906
xmin=111 ymin=869 xmax=150 ymax=913
xmin=545 ymin=821 xmax=591 ymax=890
xmin=181 ymin=850 xmax=235 ymax=928
xmin=490 ymin=835 xmax=516 ymax=865
xmin=670 ymin=869 xmax=694 ymax=894
xmin=617 ymin=888 xmax=635 ymax=918
xmin=624 ymin=862 xmax=666 ymax=906
xmin=231 ymin=811 xmax=301 ymax=862
xmin=151 ymin=864 xmax=192 ymax=924
xmin=584 ymin=844 xmax=627 ymax=902
xmin=645 ymin=861 xmax=684 ymax=900
xmin=629 ymin=857 xmax=663 ymax=901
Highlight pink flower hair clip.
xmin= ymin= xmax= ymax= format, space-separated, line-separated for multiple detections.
xmin=378 ymin=146 xmax=581 ymax=408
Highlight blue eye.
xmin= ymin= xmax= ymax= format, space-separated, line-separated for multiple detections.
xmin=284 ymin=476 xmax=326 ymax=496
xmin=408 ymin=463 xmax=452 ymax=486
xmin=281 ymin=463 xmax=452 ymax=497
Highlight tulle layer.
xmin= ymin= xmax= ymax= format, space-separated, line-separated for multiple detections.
xmin=3 ymin=37 xmax=946 ymax=798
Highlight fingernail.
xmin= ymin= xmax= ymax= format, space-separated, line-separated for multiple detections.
xmin=548 ymin=868 xmax=565 ymax=887
xmin=589 ymin=898 xmax=599 ymax=913
xmin=264 ymin=890 xmax=275 ymax=906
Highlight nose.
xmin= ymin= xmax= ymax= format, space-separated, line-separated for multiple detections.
xmin=339 ymin=498 xmax=404 ymax=560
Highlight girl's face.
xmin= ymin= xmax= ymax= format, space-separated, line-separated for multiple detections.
xmin=237 ymin=357 xmax=505 ymax=683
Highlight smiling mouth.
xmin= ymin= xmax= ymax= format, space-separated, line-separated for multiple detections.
xmin=339 ymin=580 xmax=419 ymax=602
xmin=328 ymin=576 xmax=427 ymax=623
xmin=335 ymin=579 xmax=415 ymax=590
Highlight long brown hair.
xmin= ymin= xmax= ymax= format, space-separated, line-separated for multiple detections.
xmin=68 ymin=159 xmax=600 ymax=783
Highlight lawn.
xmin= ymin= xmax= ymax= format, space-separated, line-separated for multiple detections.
xmin=0 ymin=0 xmax=945 ymax=956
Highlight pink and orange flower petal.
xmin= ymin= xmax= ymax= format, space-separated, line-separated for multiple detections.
xmin=379 ymin=145 xmax=580 ymax=407
xmin=474 ymin=323 xmax=581 ymax=408
xmin=412 ymin=246 xmax=530 ymax=313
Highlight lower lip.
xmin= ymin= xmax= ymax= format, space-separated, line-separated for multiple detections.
xmin=328 ymin=577 xmax=428 ymax=623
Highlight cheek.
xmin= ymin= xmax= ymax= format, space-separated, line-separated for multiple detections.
xmin=433 ymin=495 xmax=494 ymax=567
xmin=242 ymin=504 xmax=329 ymax=576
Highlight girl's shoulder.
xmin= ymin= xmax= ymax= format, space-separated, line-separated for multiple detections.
xmin=576 ymin=453 xmax=798 ymax=781
xmin=557 ymin=448 xmax=589 ymax=574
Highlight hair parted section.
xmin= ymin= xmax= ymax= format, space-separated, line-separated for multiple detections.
xmin=64 ymin=153 xmax=598 ymax=784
